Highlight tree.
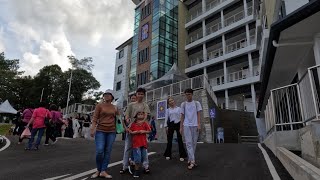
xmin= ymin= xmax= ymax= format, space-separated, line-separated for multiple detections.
xmin=0 ymin=52 xmax=24 ymax=107
xmin=68 ymin=55 xmax=94 ymax=71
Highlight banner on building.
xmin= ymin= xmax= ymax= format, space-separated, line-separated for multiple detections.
xmin=157 ymin=100 xmax=167 ymax=119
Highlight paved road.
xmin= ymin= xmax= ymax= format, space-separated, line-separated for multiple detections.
xmin=0 ymin=136 xmax=276 ymax=180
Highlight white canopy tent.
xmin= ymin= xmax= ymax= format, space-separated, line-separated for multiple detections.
xmin=0 ymin=100 xmax=18 ymax=114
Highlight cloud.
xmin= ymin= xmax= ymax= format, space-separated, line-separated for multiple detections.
xmin=0 ymin=0 xmax=135 ymax=91
xmin=0 ymin=26 xmax=5 ymax=52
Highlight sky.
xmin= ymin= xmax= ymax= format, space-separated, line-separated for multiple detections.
xmin=0 ymin=0 xmax=136 ymax=92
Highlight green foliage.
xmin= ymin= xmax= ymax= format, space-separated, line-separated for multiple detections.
xmin=0 ymin=53 xmax=101 ymax=109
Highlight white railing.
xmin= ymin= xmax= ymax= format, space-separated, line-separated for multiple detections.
xmin=209 ymin=66 xmax=259 ymax=86
xmin=247 ymin=6 xmax=253 ymax=16
xmin=188 ymin=56 xmax=204 ymax=68
xmin=187 ymin=7 xmax=203 ymax=23
xmin=226 ymin=37 xmax=247 ymax=53
xmin=206 ymin=0 xmax=220 ymax=12
xmin=206 ymin=22 xmax=222 ymax=35
xmin=224 ymin=10 xmax=245 ymax=27
xmin=145 ymin=75 xmax=218 ymax=104
xmin=62 ymin=103 xmax=95 ymax=116
xmin=227 ymin=99 xmax=256 ymax=112
xmin=207 ymin=48 xmax=223 ymax=60
xmin=264 ymin=64 xmax=320 ymax=135
xmin=187 ymin=30 xmax=203 ymax=44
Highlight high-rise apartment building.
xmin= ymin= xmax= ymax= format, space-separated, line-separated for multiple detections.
xmin=113 ymin=37 xmax=133 ymax=108
xmin=182 ymin=0 xmax=262 ymax=114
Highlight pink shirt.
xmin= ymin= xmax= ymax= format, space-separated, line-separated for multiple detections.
xmin=31 ymin=107 xmax=52 ymax=129
xmin=22 ymin=108 xmax=33 ymax=123
xmin=50 ymin=111 xmax=62 ymax=123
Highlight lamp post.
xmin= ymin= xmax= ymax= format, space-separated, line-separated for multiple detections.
xmin=66 ymin=70 xmax=73 ymax=112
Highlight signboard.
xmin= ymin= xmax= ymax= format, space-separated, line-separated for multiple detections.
xmin=157 ymin=100 xmax=167 ymax=119
xmin=209 ymin=108 xmax=216 ymax=119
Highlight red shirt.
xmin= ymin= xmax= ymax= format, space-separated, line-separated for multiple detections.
xmin=32 ymin=107 xmax=52 ymax=129
xmin=130 ymin=121 xmax=151 ymax=148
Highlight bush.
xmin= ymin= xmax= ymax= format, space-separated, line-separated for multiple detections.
xmin=0 ymin=124 xmax=12 ymax=135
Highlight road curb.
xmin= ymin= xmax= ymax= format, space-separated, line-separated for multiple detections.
xmin=0 ymin=136 xmax=11 ymax=152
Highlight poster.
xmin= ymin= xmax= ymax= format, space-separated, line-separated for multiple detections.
xmin=157 ymin=100 xmax=167 ymax=119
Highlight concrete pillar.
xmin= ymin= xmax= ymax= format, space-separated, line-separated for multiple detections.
xmin=251 ymin=84 xmax=257 ymax=114
xmin=248 ymin=53 xmax=253 ymax=77
xmin=202 ymin=0 xmax=206 ymax=13
xmin=243 ymin=0 xmax=248 ymax=17
xmin=234 ymin=100 xmax=238 ymax=110
xmin=245 ymin=24 xmax=250 ymax=46
xmin=220 ymin=10 xmax=224 ymax=28
xmin=314 ymin=34 xmax=320 ymax=65
xmin=222 ymin=35 xmax=226 ymax=55
xmin=202 ymin=20 xmax=206 ymax=37
xmin=224 ymin=61 xmax=228 ymax=83
xmin=204 ymin=67 xmax=208 ymax=88
xmin=203 ymin=43 xmax=207 ymax=62
xmin=225 ymin=89 xmax=229 ymax=109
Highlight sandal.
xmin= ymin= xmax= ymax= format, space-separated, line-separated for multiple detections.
xmin=99 ymin=172 xmax=112 ymax=179
xmin=188 ymin=163 xmax=195 ymax=170
xmin=90 ymin=172 xmax=100 ymax=179
xmin=119 ymin=168 xmax=127 ymax=174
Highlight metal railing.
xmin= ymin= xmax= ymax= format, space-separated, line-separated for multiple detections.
xmin=187 ymin=7 xmax=203 ymax=23
xmin=206 ymin=22 xmax=222 ymax=35
xmin=227 ymin=99 xmax=256 ymax=112
xmin=187 ymin=30 xmax=203 ymax=44
xmin=62 ymin=103 xmax=95 ymax=116
xmin=264 ymin=64 xmax=320 ymax=135
xmin=226 ymin=37 xmax=247 ymax=53
xmin=224 ymin=9 xmax=245 ymax=27
xmin=188 ymin=56 xmax=204 ymax=68
xmin=206 ymin=0 xmax=225 ymax=12
xmin=207 ymin=48 xmax=223 ymax=60
xmin=145 ymin=75 xmax=218 ymax=104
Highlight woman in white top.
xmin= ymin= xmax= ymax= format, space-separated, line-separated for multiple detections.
xmin=163 ymin=97 xmax=187 ymax=161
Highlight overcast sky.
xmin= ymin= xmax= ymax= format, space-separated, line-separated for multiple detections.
xmin=0 ymin=0 xmax=135 ymax=92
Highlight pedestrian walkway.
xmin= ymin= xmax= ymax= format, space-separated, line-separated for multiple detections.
xmin=0 ymin=136 xmax=292 ymax=180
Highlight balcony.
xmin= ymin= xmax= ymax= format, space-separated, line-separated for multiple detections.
xmin=206 ymin=0 xmax=225 ymax=12
xmin=186 ymin=6 xmax=202 ymax=23
xmin=207 ymin=47 xmax=223 ymax=60
xmin=209 ymin=65 xmax=260 ymax=88
xmin=226 ymin=31 xmax=256 ymax=54
xmin=224 ymin=6 xmax=253 ymax=27
xmin=206 ymin=21 xmax=222 ymax=35
xmin=187 ymin=29 xmax=203 ymax=44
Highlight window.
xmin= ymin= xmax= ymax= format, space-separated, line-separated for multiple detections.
xmin=141 ymin=23 xmax=149 ymax=41
xmin=119 ymin=49 xmax=124 ymax=59
xmin=141 ymin=3 xmax=151 ymax=20
xmin=138 ymin=47 xmax=149 ymax=64
xmin=116 ymin=81 xmax=121 ymax=91
xmin=137 ymin=70 xmax=149 ymax=86
xmin=117 ymin=65 xmax=123 ymax=74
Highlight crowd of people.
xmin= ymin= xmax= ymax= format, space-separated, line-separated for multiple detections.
xmin=13 ymin=103 xmax=93 ymax=149
xmin=89 ymin=87 xmax=202 ymax=178
xmin=12 ymin=86 xmax=202 ymax=179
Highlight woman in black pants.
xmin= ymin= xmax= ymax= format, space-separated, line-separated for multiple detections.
xmin=163 ymin=97 xmax=187 ymax=161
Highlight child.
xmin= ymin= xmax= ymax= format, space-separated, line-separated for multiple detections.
xmin=129 ymin=111 xmax=151 ymax=178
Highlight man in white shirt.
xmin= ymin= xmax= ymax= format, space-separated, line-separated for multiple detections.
xmin=180 ymin=88 xmax=202 ymax=170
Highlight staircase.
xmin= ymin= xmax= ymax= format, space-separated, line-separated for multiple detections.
xmin=215 ymin=109 xmax=258 ymax=143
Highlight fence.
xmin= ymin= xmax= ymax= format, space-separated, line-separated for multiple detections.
xmin=145 ymin=75 xmax=217 ymax=104
xmin=264 ymin=64 xmax=320 ymax=135
xmin=62 ymin=103 xmax=95 ymax=116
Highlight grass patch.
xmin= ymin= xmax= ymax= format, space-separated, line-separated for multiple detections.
xmin=0 ymin=124 xmax=12 ymax=135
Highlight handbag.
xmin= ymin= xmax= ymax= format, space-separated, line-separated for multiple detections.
xmin=115 ymin=115 xmax=125 ymax=134
xmin=44 ymin=111 xmax=51 ymax=127
xmin=20 ymin=127 xmax=31 ymax=139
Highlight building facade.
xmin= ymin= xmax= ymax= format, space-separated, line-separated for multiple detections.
xmin=113 ymin=37 xmax=133 ymax=108
xmin=129 ymin=0 xmax=179 ymax=92
xmin=182 ymin=0 xmax=262 ymax=114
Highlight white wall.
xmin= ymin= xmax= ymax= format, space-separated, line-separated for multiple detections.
xmin=113 ymin=45 xmax=131 ymax=106
xmin=284 ymin=0 xmax=308 ymax=15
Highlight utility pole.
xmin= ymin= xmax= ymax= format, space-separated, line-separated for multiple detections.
xmin=40 ymin=88 xmax=44 ymax=102
xmin=66 ymin=70 xmax=73 ymax=112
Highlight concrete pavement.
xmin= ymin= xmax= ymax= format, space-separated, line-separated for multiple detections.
xmin=0 ymin=136 xmax=287 ymax=180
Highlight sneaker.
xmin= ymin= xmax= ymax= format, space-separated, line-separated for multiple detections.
xmin=52 ymin=139 xmax=58 ymax=144
xmin=33 ymin=146 xmax=39 ymax=151
xmin=179 ymin=158 xmax=185 ymax=162
xmin=18 ymin=142 xmax=21 ymax=145
xmin=165 ymin=157 xmax=171 ymax=160
xmin=24 ymin=147 xmax=31 ymax=151
xmin=44 ymin=143 xmax=49 ymax=146
xmin=128 ymin=165 xmax=134 ymax=175
xmin=133 ymin=170 xmax=140 ymax=178
xmin=120 ymin=168 xmax=128 ymax=174
xmin=144 ymin=168 xmax=150 ymax=174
